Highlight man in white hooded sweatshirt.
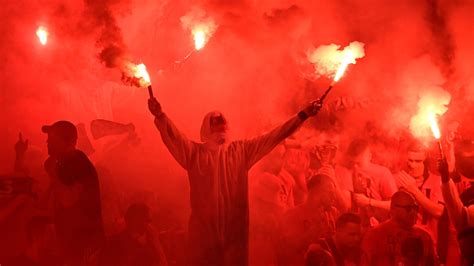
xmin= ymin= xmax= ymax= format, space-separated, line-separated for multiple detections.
xmin=148 ymin=97 xmax=322 ymax=266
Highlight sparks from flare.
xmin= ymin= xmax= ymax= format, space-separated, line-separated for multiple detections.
xmin=36 ymin=26 xmax=48 ymax=45
xmin=429 ymin=113 xmax=441 ymax=139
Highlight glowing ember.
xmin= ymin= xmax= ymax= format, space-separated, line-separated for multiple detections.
xmin=122 ymin=62 xmax=152 ymax=87
xmin=36 ymin=26 xmax=48 ymax=45
xmin=181 ymin=9 xmax=218 ymax=51
xmin=429 ymin=113 xmax=441 ymax=139
xmin=307 ymin=41 xmax=365 ymax=82
xmin=194 ymin=30 xmax=206 ymax=50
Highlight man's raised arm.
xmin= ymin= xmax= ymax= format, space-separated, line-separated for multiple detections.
xmin=149 ymin=98 xmax=195 ymax=170
xmin=244 ymin=100 xmax=322 ymax=168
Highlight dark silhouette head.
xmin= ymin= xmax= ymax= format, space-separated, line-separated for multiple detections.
xmin=390 ymin=190 xmax=418 ymax=229
xmin=42 ymin=120 xmax=77 ymax=156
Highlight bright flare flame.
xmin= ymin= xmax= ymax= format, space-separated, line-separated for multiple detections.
xmin=36 ymin=26 xmax=48 ymax=45
xmin=194 ymin=30 xmax=206 ymax=50
xmin=334 ymin=50 xmax=355 ymax=82
xmin=135 ymin=64 xmax=151 ymax=85
xmin=409 ymin=88 xmax=450 ymax=139
xmin=181 ymin=9 xmax=218 ymax=51
xmin=429 ymin=113 xmax=441 ymax=139
xmin=123 ymin=62 xmax=151 ymax=87
xmin=308 ymin=41 xmax=365 ymax=82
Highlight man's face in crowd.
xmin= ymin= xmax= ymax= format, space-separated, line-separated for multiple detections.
xmin=46 ymin=131 xmax=71 ymax=156
xmin=210 ymin=114 xmax=228 ymax=145
xmin=391 ymin=193 xmax=418 ymax=229
xmin=336 ymin=222 xmax=362 ymax=249
xmin=406 ymin=151 xmax=425 ymax=178
xmin=351 ymin=148 xmax=371 ymax=170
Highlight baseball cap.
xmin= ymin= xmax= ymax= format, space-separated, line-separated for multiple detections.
xmin=41 ymin=120 xmax=78 ymax=143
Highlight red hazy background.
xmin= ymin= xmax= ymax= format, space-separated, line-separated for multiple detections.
xmin=1 ymin=0 xmax=474 ymax=226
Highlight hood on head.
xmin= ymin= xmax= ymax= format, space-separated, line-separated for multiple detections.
xmin=200 ymin=111 xmax=228 ymax=143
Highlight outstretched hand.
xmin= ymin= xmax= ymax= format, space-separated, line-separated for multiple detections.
xmin=303 ymin=99 xmax=323 ymax=117
xmin=14 ymin=133 xmax=28 ymax=156
xmin=148 ymin=97 xmax=163 ymax=118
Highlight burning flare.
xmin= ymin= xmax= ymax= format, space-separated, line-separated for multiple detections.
xmin=333 ymin=50 xmax=355 ymax=82
xmin=181 ymin=9 xmax=218 ymax=51
xmin=193 ymin=30 xmax=206 ymax=51
xmin=36 ymin=26 xmax=48 ymax=45
xmin=429 ymin=113 xmax=441 ymax=139
xmin=307 ymin=41 xmax=365 ymax=82
xmin=409 ymin=88 xmax=450 ymax=139
xmin=122 ymin=62 xmax=151 ymax=88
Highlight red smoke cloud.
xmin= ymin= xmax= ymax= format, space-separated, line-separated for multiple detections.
xmin=1 ymin=0 xmax=474 ymax=229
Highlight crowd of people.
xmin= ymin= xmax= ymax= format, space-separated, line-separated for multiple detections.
xmin=1 ymin=97 xmax=474 ymax=266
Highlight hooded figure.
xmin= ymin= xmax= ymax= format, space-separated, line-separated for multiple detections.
xmin=148 ymin=98 xmax=320 ymax=265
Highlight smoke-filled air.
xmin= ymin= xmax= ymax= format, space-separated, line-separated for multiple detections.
xmin=1 ymin=0 xmax=474 ymax=265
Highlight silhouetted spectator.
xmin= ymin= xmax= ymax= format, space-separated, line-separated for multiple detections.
xmin=305 ymin=245 xmax=336 ymax=266
xmin=3 ymin=216 xmax=60 ymax=266
xmin=396 ymin=142 xmax=459 ymax=265
xmin=317 ymin=213 xmax=362 ymax=266
xmin=308 ymin=131 xmax=353 ymax=211
xmin=457 ymin=227 xmax=474 ymax=266
xmin=100 ymin=202 xmax=168 ymax=266
xmin=361 ymin=191 xmax=438 ymax=266
xmin=277 ymin=174 xmax=338 ymax=265
xmin=42 ymin=120 xmax=104 ymax=265
xmin=344 ymin=139 xmax=397 ymax=227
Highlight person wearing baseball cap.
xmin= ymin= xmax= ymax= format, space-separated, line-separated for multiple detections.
xmin=42 ymin=120 xmax=104 ymax=265
xmin=41 ymin=121 xmax=78 ymax=157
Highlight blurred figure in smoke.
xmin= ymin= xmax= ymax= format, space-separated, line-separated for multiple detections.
xmin=3 ymin=216 xmax=60 ymax=266
xmin=396 ymin=142 xmax=460 ymax=265
xmin=249 ymin=144 xmax=287 ymax=266
xmin=277 ymin=174 xmax=338 ymax=265
xmin=399 ymin=236 xmax=424 ymax=266
xmin=439 ymin=138 xmax=474 ymax=265
xmin=304 ymin=246 xmax=336 ymax=266
xmin=42 ymin=121 xmax=104 ymax=265
xmin=100 ymin=202 xmax=168 ymax=266
xmin=0 ymin=134 xmax=47 ymax=261
xmin=344 ymin=138 xmax=397 ymax=227
xmin=12 ymin=133 xmax=48 ymax=199
xmin=361 ymin=191 xmax=437 ymax=266
xmin=308 ymin=131 xmax=353 ymax=211
xmin=280 ymin=147 xmax=310 ymax=206
xmin=314 ymin=213 xmax=362 ymax=266
xmin=148 ymin=97 xmax=322 ymax=265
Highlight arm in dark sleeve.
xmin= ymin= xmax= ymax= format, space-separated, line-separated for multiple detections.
xmin=153 ymin=114 xmax=196 ymax=170
xmin=442 ymin=179 xmax=469 ymax=230
xmin=244 ymin=115 xmax=304 ymax=168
